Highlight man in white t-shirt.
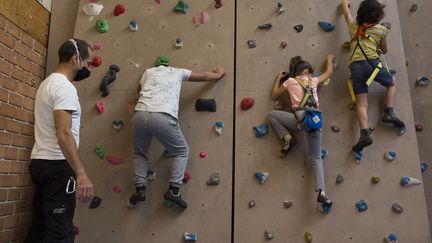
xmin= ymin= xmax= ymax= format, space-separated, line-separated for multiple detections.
xmin=128 ymin=55 xmax=225 ymax=209
xmin=24 ymin=39 xmax=94 ymax=243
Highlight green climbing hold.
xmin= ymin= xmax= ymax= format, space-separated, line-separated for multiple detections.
xmin=155 ymin=55 xmax=170 ymax=67
xmin=94 ymin=146 xmax=105 ymax=159
xmin=163 ymin=200 xmax=174 ymax=208
xmin=174 ymin=0 xmax=189 ymax=14
xmin=96 ymin=18 xmax=109 ymax=33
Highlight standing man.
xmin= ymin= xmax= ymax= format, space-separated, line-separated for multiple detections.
xmin=24 ymin=39 xmax=94 ymax=243
xmin=129 ymin=55 xmax=225 ymax=209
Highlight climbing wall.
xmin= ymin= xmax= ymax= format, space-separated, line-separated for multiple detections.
xmin=397 ymin=0 xmax=432 ymax=235
xmin=234 ymin=0 xmax=431 ymax=242
xmin=72 ymin=0 xmax=234 ymax=242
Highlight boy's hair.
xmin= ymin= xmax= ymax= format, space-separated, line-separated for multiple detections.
xmin=289 ymin=56 xmax=313 ymax=77
xmin=356 ymin=0 xmax=386 ymax=25
xmin=58 ymin=38 xmax=92 ymax=64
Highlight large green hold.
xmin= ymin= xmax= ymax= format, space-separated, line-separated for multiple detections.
xmin=173 ymin=0 xmax=188 ymax=14
xmin=96 ymin=18 xmax=109 ymax=33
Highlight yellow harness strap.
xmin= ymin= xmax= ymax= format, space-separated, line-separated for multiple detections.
xmin=294 ymin=77 xmax=314 ymax=109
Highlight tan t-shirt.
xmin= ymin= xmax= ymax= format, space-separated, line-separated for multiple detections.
xmin=348 ymin=23 xmax=389 ymax=63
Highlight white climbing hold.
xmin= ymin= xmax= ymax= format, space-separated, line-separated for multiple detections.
xmin=277 ymin=0 xmax=285 ymax=14
xmin=82 ymin=3 xmax=104 ymax=16
xmin=384 ymin=151 xmax=396 ymax=161
xmin=129 ymin=21 xmax=138 ymax=32
xmin=255 ymin=171 xmax=269 ymax=185
xmin=174 ymin=37 xmax=183 ymax=48
xmin=214 ymin=121 xmax=224 ymax=135
xmin=400 ymin=176 xmax=422 ymax=187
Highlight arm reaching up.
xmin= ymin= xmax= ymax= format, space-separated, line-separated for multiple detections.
xmin=341 ymin=0 xmax=354 ymax=25
xmin=318 ymin=54 xmax=335 ymax=83
xmin=271 ymin=71 xmax=287 ymax=100
xmin=188 ymin=67 xmax=225 ymax=82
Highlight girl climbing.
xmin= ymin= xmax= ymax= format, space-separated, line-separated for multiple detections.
xmin=268 ymin=54 xmax=334 ymax=210
xmin=341 ymin=0 xmax=405 ymax=158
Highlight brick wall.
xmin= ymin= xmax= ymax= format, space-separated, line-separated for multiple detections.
xmin=0 ymin=13 xmax=47 ymax=242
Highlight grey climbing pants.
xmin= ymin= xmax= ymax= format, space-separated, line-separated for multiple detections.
xmin=132 ymin=111 xmax=189 ymax=188
xmin=268 ymin=110 xmax=326 ymax=191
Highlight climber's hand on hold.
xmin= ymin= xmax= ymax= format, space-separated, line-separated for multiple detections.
xmin=327 ymin=54 xmax=335 ymax=61
xmin=77 ymin=173 xmax=94 ymax=202
xmin=341 ymin=0 xmax=350 ymax=7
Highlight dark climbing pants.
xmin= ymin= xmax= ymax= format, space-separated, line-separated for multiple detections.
xmin=24 ymin=159 xmax=76 ymax=243
xmin=268 ymin=110 xmax=326 ymax=192
xmin=132 ymin=111 xmax=189 ymax=188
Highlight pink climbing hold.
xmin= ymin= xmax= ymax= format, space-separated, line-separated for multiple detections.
xmin=155 ymin=0 xmax=161 ymax=4
xmin=200 ymin=11 xmax=209 ymax=24
xmin=113 ymin=185 xmax=122 ymax=193
xmin=199 ymin=152 xmax=207 ymax=158
xmin=215 ymin=0 xmax=222 ymax=9
xmin=415 ymin=123 xmax=423 ymax=132
xmin=183 ymin=171 xmax=191 ymax=184
xmin=91 ymin=56 xmax=102 ymax=67
xmin=192 ymin=16 xmax=199 ymax=25
xmin=106 ymin=155 xmax=123 ymax=165
xmin=95 ymin=101 xmax=105 ymax=113
xmin=114 ymin=4 xmax=126 ymax=16
xmin=74 ymin=226 xmax=79 ymax=236
xmin=93 ymin=43 xmax=103 ymax=50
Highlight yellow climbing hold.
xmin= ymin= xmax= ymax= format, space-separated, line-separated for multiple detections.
xmin=305 ymin=231 xmax=313 ymax=243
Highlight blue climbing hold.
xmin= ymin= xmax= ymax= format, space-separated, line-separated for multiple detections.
xmin=384 ymin=151 xmax=396 ymax=161
xmin=253 ymin=123 xmax=269 ymax=137
xmin=355 ymin=200 xmax=368 ymax=212
xmin=354 ymin=151 xmax=362 ymax=163
xmin=321 ymin=148 xmax=328 ymax=159
xmin=255 ymin=171 xmax=270 ymax=185
xmin=318 ymin=21 xmax=335 ymax=32
xmin=319 ymin=203 xmax=332 ymax=214
xmin=112 ymin=120 xmax=124 ymax=130
xmin=421 ymin=162 xmax=429 ymax=173
xmin=384 ymin=233 xmax=398 ymax=243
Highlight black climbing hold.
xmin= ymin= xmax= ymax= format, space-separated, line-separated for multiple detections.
xmin=207 ymin=172 xmax=220 ymax=185
xmin=195 ymin=99 xmax=217 ymax=112
xmin=89 ymin=196 xmax=102 ymax=209
xmin=410 ymin=3 xmax=418 ymax=12
xmin=248 ymin=200 xmax=256 ymax=208
xmin=318 ymin=21 xmax=335 ymax=32
xmin=258 ymin=23 xmax=272 ymax=29
xmin=331 ymin=125 xmax=340 ymax=132
xmin=100 ymin=64 xmax=120 ymax=97
xmin=336 ymin=174 xmax=344 ymax=184
xmin=391 ymin=203 xmax=403 ymax=214
xmin=247 ymin=40 xmax=256 ymax=48
xmin=416 ymin=76 xmax=430 ymax=86
xmin=294 ymin=24 xmax=303 ymax=33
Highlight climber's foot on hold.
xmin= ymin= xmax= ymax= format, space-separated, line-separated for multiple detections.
xmin=280 ymin=135 xmax=297 ymax=157
xmin=317 ymin=189 xmax=332 ymax=213
xmin=352 ymin=128 xmax=373 ymax=154
xmin=164 ymin=185 xmax=188 ymax=209
xmin=128 ymin=186 xmax=146 ymax=209
xmin=382 ymin=107 xmax=406 ymax=135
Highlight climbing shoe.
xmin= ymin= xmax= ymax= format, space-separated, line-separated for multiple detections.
xmin=382 ymin=113 xmax=405 ymax=128
xmin=352 ymin=129 xmax=373 ymax=153
xmin=280 ymin=136 xmax=297 ymax=157
xmin=316 ymin=189 xmax=332 ymax=207
xmin=164 ymin=188 xmax=188 ymax=209
xmin=128 ymin=187 xmax=146 ymax=209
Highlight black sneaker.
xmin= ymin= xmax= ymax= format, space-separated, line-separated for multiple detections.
xmin=352 ymin=135 xmax=373 ymax=153
xmin=317 ymin=189 xmax=332 ymax=207
xmin=382 ymin=113 xmax=405 ymax=128
xmin=127 ymin=189 xmax=146 ymax=209
xmin=280 ymin=138 xmax=297 ymax=157
xmin=164 ymin=189 xmax=188 ymax=209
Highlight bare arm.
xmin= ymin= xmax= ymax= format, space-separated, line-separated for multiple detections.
xmin=341 ymin=0 xmax=354 ymax=25
xmin=318 ymin=54 xmax=335 ymax=83
xmin=187 ymin=67 xmax=225 ymax=82
xmin=271 ymin=71 xmax=287 ymax=100
xmin=54 ymin=110 xmax=93 ymax=202
xmin=379 ymin=37 xmax=388 ymax=54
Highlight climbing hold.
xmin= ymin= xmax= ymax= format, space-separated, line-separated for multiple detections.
xmin=400 ymin=176 xmax=422 ymax=186
xmin=415 ymin=123 xmax=423 ymax=132
xmin=391 ymin=203 xmax=403 ymax=214
xmin=253 ymin=123 xmax=269 ymax=137
xmin=248 ymin=200 xmax=256 ymax=208
xmin=73 ymin=226 xmax=79 ymax=236
xmin=247 ymin=40 xmax=256 ymax=48
xmin=174 ymin=0 xmax=188 ymax=14
xmin=397 ymin=125 xmax=405 ymax=136
xmin=255 ymin=171 xmax=269 ymax=185
xmin=147 ymin=170 xmax=156 ymax=181
xmin=106 ymin=155 xmax=123 ymax=165
xmin=318 ymin=21 xmax=335 ymax=32
xmin=355 ymin=200 xmax=368 ymax=212
xmin=304 ymin=231 xmax=313 ymax=243
xmin=331 ymin=125 xmax=340 ymax=132
xmin=114 ymin=4 xmax=126 ymax=16
xmin=94 ymin=145 xmax=105 ymax=159
xmin=371 ymin=176 xmax=380 ymax=184
xmin=410 ymin=3 xmax=418 ymax=12
xmin=215 ymin=0 xmax=222 ymax=9
xmin=112 ymin=120 xmax=123 ymax=131
xmin=113 ymin=185 xmax=122 ymax=193
xmin=93 ymin=43 xmax=103 ymax=50
xmin=207 ymin=172 xmax=220 ymax=185
xmin=342 ymin=41 xmax=351 ymax=50
xmin=183 ymin=171 xmax=191 ymax=184
xmin=195 ymin=99 xmax=217 ymax=112
xmin=184 ymin=232 xmax=197 ymax=241
xmin=91 ymin=56 xmax=102 ymax=67
xmin=192 ymin=16 xmax=199 ymax=26
xmin=381 ymin=22 xmax=392 ymax=30
xmin=283 ymin=201 xmax=293 ymax=208
xmin=214 ymin=121 xmax=224 ymax=136
xmin=241 ymin=97 xmax=254 ymax=110
xmin=129 ymin=21 xmax=138 ymax=32
xmin=199 ymin=152 xmax=207 ymax=158
xmin=82 ymin=3 xmax=104 ymax=16
xmin=274 ymin=100 xmax=283 ymax=110
xmin=321 ymin=148 xmax=328 ymax=159
xmin=405 ymin=59 xmax=409 ymax=67
xmin=95 ymin=101 xmax=105 ymax=113
xmin=96 ymin=18 xmax=109 ymax=33
xmin=265 ymin=229 xmax=274 ymax=240
xmin=421 ymin=162 xmax=428 ymax=173
xmin=354 ymin=151 xmax=362 ymax=164
xmin=100 ymin=64 xmax=120 ymax=97
xmin=155 ymin=0 xmax=161 ymax=4
xmin=336 ymin=174 xmax=344 ymax=184
xmin=163 ymin=199 xmax=174 ymax=208
xmin=200 ymin=11 xmax=209 ymax=24
xmin=384 ymin=151 xmax=397 ymax=161
xmin=384 ymin=233 xmax=399 ymax=243
xmin=277 ymin=0 xmax=285 ymax=14
xmin=318 ymin=203 xmax=332 ymax=214
xmin=258 ymin=23 xmax=272 ymax=30
xmin=280 ymin=42 xmax=287 ymax=49
xmin=416 ymin=76 xmax=430 ymax=86
xmin=174 ymin=37 xmax=183 ymax=48
xmin=294 ymin=24 xmax=303 ymax=33
xmin=89 ymin=196 xmax=102 ymax=209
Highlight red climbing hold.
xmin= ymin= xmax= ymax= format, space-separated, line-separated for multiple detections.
xmin=415 ymin=123 xmax=423 ymax=132
xmin=95 ymin=101 xmax=105 ymax=113
xmin=91 ymin=56 xmax=102 ymax=67
xmin=106 ymin=155 xmax=123 ymax=165
xmin=114 ymin=4 xmax=126 ymax=16
xmin=155 ymin=0 xmax=161 ymax=4
xmin=241 ymin=97 xmax=254 ymax=110
xmin=215 ymin=0 xmax=222 ymax=9
xmin=183 ymin=171 xmax=191 ymax=184
xmin=199 ymin=152 xmax=207 ymax=158
xmin=74 ymin=226 xmax=79 ymax=236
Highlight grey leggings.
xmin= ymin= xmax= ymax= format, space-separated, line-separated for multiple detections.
xmin=268 ymin=110 xmax=326 ymax=191
xmin=132 ymin=111 xmax=189 ymax=188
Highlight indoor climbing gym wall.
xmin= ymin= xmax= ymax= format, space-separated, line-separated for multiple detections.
xmin=67 ymin=0 xmax=431 ymax=242
xmin=72 ymin=0 xmax=234 ymax=242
